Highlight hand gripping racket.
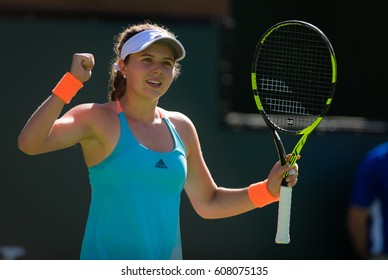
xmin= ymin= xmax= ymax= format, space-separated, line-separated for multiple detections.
xmin=251 ymin=20 xmax=337 ymax=244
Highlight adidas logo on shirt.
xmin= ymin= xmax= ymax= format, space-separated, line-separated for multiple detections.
xmin=155 ymin=159 xmax=168 ymax=169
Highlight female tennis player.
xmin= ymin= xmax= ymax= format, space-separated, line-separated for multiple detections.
xmin=17 ymin=21 xmax=299 ymax=260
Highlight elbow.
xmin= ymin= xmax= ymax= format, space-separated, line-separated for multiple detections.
xmin=189 ymin=189 xmax=220 ymax=220
xmin=194 ymin=206 xmax=219 ymax=220
xmin=196 ymin=210 xmax=212 ymax=220
xmin=17 ymin=134 xmax=39 ymax=155
xmin=198 ymin=213 xmax=214 ymax=220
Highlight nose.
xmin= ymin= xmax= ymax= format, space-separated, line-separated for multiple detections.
xmin=151 ymin=62 xmax=163 ymax=74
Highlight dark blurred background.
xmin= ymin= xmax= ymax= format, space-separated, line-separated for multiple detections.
xmin=1 ymin=0 xmax=387 ymax=260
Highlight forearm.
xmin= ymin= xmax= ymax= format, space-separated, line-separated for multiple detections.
xmin=18 ymin=94 xmax=65 ymax=155
xmin=347 ymin=207 xmax=370 ymax=259
xmin=197 ymin=183 xmax=279 ymax=219
xmin=204 ymin=187 xmax=255 ymax=219
xmin=349 ymin=227 xmax=370 ymax=259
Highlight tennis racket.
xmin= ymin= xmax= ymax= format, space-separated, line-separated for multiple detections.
xmin=251 ymin=20 xmax=337 ymax=244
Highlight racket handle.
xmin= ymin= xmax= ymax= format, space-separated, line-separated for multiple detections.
xmin=275 ymin=186 xmax=293 ymax=244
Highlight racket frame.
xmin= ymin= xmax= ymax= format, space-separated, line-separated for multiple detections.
xmin=251 ymin=20 xmax=337 ymax=244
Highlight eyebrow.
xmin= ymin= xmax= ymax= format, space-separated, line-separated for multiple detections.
xmin=139 ymin=53 xmax=175 ymax=62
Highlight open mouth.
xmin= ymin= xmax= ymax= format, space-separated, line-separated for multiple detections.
xmin=146 ymin=80 xmax=162 ymax=87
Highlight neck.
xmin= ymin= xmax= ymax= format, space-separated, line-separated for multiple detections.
xmin=118 ymin=96 xmax=161 ymax=124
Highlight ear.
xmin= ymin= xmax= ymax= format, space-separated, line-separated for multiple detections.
xmin=118 ymin=59 xmax=127 ymax=76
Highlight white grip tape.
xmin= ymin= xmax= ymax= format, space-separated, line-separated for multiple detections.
xmin=275 ymin=186 xmax=293 ymax=244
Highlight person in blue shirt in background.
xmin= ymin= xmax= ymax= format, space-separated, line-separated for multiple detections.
xmin=347 ymin=142 xmax=388 ymax=259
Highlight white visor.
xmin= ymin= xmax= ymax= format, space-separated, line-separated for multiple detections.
xmin=120 ymin=29 xmax=186 ymax=62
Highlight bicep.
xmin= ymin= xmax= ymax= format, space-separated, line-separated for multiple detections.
xmin=44 ymin=106 xmax=94 ymax=152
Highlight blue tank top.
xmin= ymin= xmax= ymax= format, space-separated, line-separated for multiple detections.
xmin=81 ymin=102 xmax=187 ymax=259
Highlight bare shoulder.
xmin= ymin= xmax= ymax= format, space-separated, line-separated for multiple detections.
xmin=158 ymin=108 xmax=199 ymax=154
xmin=63 ymin=102 xmax=116 ymax=123
xmin=159 ymin=108 xmax=196 ymax=131
xmin=60 ymin=101 xmax=119 ymax=141
xmin=64 ymin=102 xmax=120 ymax=166
xmin=65 ymin=102 xmax=114 ymax=115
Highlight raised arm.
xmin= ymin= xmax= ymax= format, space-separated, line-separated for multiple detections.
xmin=18 ymin=53 xmax=95 ymax=155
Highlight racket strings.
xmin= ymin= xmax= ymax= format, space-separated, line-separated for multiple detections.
xmin=255 ymin=24 xmax=334 ymax=131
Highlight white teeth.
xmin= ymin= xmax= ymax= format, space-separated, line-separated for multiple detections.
xmin=147 ymin=80 xmax=161 ymax=85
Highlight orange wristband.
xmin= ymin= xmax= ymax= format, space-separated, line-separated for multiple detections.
xmin=52 ymin=72 xmax=83 ymax=104
xmin=248 ymin=179 xmax=279 ymax=208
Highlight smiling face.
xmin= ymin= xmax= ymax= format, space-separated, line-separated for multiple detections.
xmin=121 ymin=42 xmax=175 ymax=100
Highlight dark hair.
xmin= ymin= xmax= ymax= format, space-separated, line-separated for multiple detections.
xmin=108 ymin=21 xmax=182 ymax=101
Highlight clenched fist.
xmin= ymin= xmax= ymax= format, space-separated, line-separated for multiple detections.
xmin=70 ymin=53 xmax=95 ymax=83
